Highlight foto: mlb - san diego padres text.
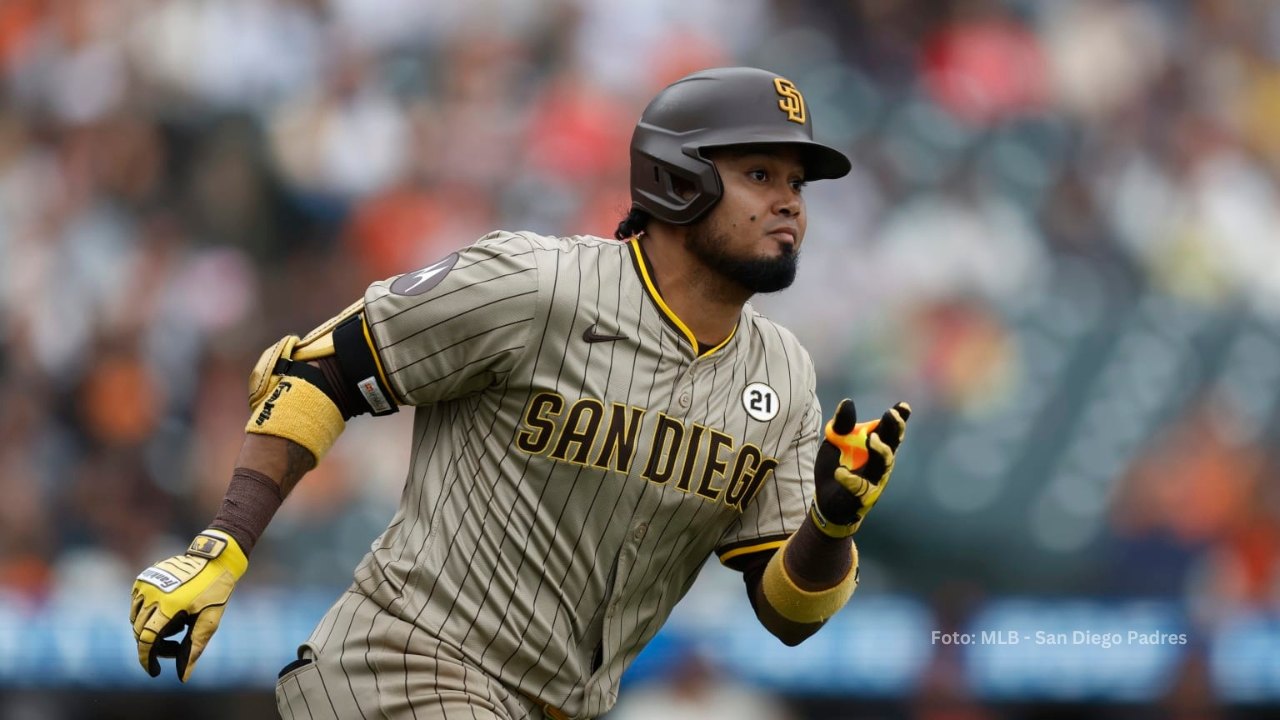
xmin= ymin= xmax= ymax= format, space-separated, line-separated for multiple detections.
xmin=931 ymin=630 xmax=1188 ymax=647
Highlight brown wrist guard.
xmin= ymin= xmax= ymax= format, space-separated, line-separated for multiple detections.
xmin=209 ymin=468 xmax=284 ymax=556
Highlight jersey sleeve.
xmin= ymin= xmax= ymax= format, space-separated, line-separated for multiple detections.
xmin=363 ymin=231 xmax=542 ymax=406
xmin=715 ymin=371 xmax=821 ymax=569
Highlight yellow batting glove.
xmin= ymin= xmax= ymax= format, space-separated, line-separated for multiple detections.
xmin=130 ymin=529 xmax=247 ymax=682
xmin=810 ymin=399 xmax=911 ymax=537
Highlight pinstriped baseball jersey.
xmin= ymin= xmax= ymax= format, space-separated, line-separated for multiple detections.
xmin=342 ymin=230 xmax=819 ymax=718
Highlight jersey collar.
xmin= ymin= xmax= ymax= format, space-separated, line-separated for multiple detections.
xmin=627 ymin=237 xmax=737 ymax=359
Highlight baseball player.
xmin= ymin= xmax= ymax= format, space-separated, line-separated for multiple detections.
xmin=130 ymin=67 xmax=911 ymax=720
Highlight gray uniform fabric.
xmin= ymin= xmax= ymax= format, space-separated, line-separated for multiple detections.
xmin=277 ymin=590 xmax=543 ymax=720
xmin=283 ymin=231 xmax=819 ymax=719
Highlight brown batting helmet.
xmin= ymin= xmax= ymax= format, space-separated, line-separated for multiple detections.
xmin=629 ymin=67 xmax=851 ymax=225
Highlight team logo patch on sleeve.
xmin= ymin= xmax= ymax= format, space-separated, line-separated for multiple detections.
xmin=391 ymin=253 xmax=459 ymax=296
xmin=742 ymin=382 xmax=780 ymax=421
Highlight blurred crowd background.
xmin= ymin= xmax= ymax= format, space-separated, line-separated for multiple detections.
xmin=2 ymin=0 xmax=1280 ymax=717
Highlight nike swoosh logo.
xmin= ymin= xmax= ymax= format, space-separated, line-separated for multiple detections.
xmin=583 ymin=324 xmax=628 ymax=344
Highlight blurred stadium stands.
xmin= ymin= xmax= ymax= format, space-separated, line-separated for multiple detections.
xmin=2 ymin=0 xmax=1280 ymax=717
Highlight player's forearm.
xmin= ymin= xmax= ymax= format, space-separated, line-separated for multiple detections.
xmin=218 ymin=344 xmax=360 ymax=554
xmin=781 ymin=517 xmax=855 ymax=585
xmin=234 ymin=432 xmax=317 ymax=498
xmin=207 ymin=433 xmax=317 ymax=556
xmin=751 ymin=519 xmax=855 ymax=645
xmin=753 ymin=400 xmax=910 ymax=644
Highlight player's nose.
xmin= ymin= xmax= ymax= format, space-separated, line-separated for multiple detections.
xmin=774 ymin=189 xmax=802 ymax=218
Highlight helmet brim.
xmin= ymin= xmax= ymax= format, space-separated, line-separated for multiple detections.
xmin=694 ymin=136 xmax=852 ymax=182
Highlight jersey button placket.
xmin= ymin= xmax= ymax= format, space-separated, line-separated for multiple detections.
xmin=675 ymin=359 xmax=697 ymax=411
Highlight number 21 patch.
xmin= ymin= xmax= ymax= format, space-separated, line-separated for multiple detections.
xmin=742 ymin=382 xmax=780 ymax=422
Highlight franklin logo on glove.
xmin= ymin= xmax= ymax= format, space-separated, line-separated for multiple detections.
xmin=136 ymin=568 xmax=182 ymax=592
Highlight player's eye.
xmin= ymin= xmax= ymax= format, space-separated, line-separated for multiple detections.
xmin=790 ymin=178 xmax=808 ymax=192
xmin=748 ymin=169 xmax=768 ymax=182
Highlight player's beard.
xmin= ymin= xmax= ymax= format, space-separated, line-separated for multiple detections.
xmin=684 ymin=221 xmax=798 ymax=295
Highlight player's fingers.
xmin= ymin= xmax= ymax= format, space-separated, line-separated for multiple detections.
xmin=894 ymin=401 xmax=912 ymax=422
xmin=869 ymin=432 xmax=896 ymax=475
xmin=858 ymin=432 xmax=894 ymax=482
xmin=153 ymin=638 xmax=182 ymax=679
xmin=143 ymin=606 xmax=181 ymax=641
xmin=132 ymin=601 xmax=157 ymax=640
xmin=177 ymin=623 xmax=194 ymax=683
xmin=876 ymin=403 xmax=910 ymax=452
xmin=146 ymin=645 xmax=164 ymax=678
xmin=129 ymin=590 xmax=144 ymax=625
xmin=135 ymin=619 xmax=159 ymax=676
xmin=153 ymin=639 xmax=182 ymax=658
xmin=147 ymin=612 xmax=189 ymax=678
xmin=830 ymin=399 xmax=857 ymax=435
xmin=834 ymin=466 xmax=872 ymax=499
xmin=180 ymin=605 xmax=225 ymax=683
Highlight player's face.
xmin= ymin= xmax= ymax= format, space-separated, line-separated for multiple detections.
xmin=685 ymin=146 xmax=808 ymax=294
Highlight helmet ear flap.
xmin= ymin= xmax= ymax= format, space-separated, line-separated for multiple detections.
xmin=630 ymin=130 xmax=723 ymax=225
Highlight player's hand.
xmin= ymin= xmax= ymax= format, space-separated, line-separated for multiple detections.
xmin=130 ymin=530 xmax=247 ymax=681
xmin=810 ymin=399 xmax=911 ymax=537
